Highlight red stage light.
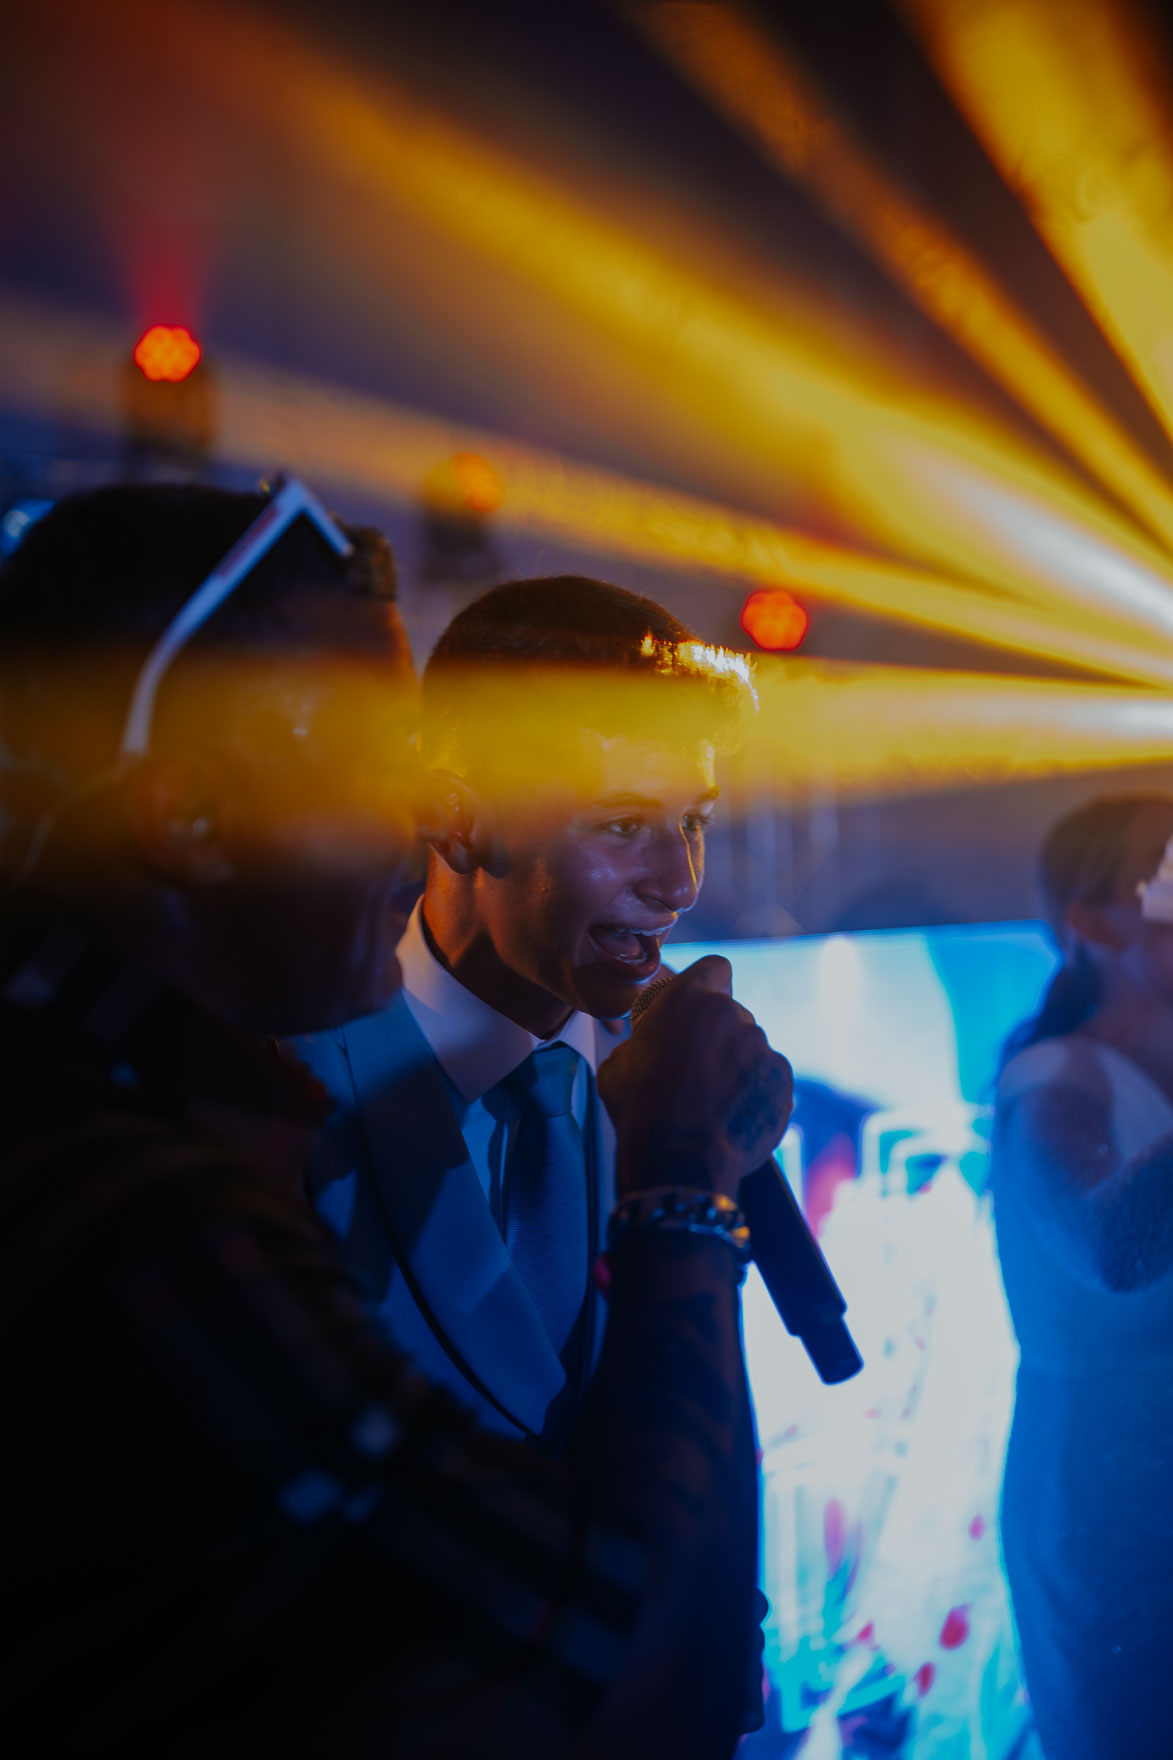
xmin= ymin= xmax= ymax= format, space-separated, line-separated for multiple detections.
xmin=740 ymin=586 xmax=809 ymax=651
xmin=133 ymin=324 xmax=202 ymax=383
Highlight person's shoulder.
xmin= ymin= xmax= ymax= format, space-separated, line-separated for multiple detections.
xmin=0 ymin=1005 xmax=162 ymax=1170
xmin=289 ymin=988 xmax=436 ymax=1098
xmin=282 ymin=1022 xmax=354 ymax=1101
xmin=998 ymin=1034 xmax=1113 ymax=1108
xmin=994 ymin=1034 xmax=1118 ymax=1204
xmin=0 ymin=1006 xmax=323 ymax=1279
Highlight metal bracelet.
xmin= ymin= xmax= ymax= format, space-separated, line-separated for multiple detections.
xmin=606 ymin=1186 xmax=752 ymax=1262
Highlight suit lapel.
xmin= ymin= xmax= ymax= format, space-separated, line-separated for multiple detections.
xmin=585 ymin=1017 xmax=620 ymax=1377
xmin=591 ymin=1016 xmax=620 ymax=1220
xmin=342 ymin=995 xmax=566 ymax=1436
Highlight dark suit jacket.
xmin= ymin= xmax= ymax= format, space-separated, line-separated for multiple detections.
xmin=291 ymin=992 xmax=617 ymax=1441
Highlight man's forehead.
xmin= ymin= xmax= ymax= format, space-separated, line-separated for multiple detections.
xmin=558 ymin=727 xmax=717 ymax=801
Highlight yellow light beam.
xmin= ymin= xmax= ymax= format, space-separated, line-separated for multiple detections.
xmin=625 ymin=0 xmax=1173 ymax=559
xmin=12 ymin=656 xmax=1170 ymax=834
xmin=742 ymin=661 xmax=1173 ymax=800
xmin=392 ymin=662 xmax=1173 ymax=804
xmin=900 ymin=0 xmax=1173 ymax=474
xmin=8 ymin=287 xmax=1173 ymax=688
xmin=59 ymin=0 xmax=1173 ymax=657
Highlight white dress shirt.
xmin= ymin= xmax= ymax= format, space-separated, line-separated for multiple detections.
xmin=396 ymin=900 xmax=600 ymax=1225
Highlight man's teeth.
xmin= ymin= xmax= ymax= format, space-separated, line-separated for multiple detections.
xmin=595 ymin=926 xmax=657 ymax=963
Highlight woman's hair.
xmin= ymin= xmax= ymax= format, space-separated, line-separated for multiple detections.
xmin=1001 ymin=793 xmax=1173 ymax=1067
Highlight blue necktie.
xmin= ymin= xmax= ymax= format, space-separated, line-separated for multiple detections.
xmin=501 ymin=1043 xmax=590 ymax=1359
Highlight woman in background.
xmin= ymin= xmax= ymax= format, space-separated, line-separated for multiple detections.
xmin=994 ymin=793 xmax=1173 ymax=1760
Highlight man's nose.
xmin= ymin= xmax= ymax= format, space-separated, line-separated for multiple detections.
xmin=640 ymin=824 xmax=701 ymax=914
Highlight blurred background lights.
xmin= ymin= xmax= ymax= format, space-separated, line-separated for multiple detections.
xmin=422 ymin=450 xmax=505 ymax=514
xmin=419 ymin=451 xmax=505 ymax=584
xmin=452 ymin=450 xmax=505 ymax=514
xmin=816 ymin=932 xmax=862 ymax=1022
xmin=741 ymin=585 xmax=810 ymax=651
xmin=132 ymin=323 xmax=202 ymax=383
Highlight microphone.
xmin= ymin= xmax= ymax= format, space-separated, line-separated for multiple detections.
xmin=630 ymin=970 xmax=863 ymax=1385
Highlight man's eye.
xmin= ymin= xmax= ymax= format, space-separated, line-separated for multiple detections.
xmin=602 ymin=818 xmax=641 ymax=837
xmin=683 ymin=813 xmax=712 ymax=835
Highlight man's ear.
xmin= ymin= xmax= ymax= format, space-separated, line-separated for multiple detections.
xmin=423 ymin=769 xmax=495 ymax=876
xmin=126 ymin=751 xmax=238 ymax=886
xmin=1067 ymin=899 xmax=1128 ymax=955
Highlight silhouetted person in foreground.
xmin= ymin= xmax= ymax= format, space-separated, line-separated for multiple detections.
xmin=0 ymin=482 xmax=790 ymax=1758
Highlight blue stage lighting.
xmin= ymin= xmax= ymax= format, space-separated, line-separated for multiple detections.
xmin=671 ymin=922 xmax=1056 ymax=1757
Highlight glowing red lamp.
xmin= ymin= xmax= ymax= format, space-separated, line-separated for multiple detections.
xmin=740 ymin=586 xmax=809 ymax=652
xmin=133 ymin=324 xmax=202 ymax=384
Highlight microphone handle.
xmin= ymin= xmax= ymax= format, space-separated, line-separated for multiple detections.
xmin=739 ymin=1158 xmax=863 ymax=1385
xmin=629 ymin=966 xmax=862 ymax=1383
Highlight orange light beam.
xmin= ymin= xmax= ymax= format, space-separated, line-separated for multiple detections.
xmin=9 ymin=288 xmax=1173 ymax=689
xmin=744 ymin=660 xmax=1173 ymax=799
xmin=625 ymin=0 xmax=1173 ymax=560
xmin=102 ymin=0 xmax=1173 ymax=652
xmin=900 ymin=0 xmax=1173 ymax=477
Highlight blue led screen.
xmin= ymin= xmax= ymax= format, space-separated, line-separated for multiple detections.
xmin=670 ymin=923 xmax=1058 ymax=1758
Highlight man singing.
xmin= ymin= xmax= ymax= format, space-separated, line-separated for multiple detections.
xmin=296 ymin=575 xmax=756 ymax=1445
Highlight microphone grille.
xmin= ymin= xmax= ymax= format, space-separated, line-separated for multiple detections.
xmin=628 ymin=967 xmax=677 ymax=1026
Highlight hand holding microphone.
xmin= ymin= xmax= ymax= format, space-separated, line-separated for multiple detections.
xmin=601 ymin=958 xmax=862 ymax=1384
xmin=597 ymin=955 xmax=794 ymax=1202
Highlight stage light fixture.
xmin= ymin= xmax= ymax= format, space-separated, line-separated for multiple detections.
xmin=741 ymin=586 xmax=809 ymax=651
xmin=452 ymin=451 xmax=505 ymax=513
xmin=124 ymin=323 xmax=214 ymax=462
xmin=419 ymin=451 xmax=504 ymax=584
xmin=133 ymin=324 xmax=202 ymax=384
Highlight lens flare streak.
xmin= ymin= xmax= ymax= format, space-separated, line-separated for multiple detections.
xmin=900 ymin=0 xmax=1173 ymax=466
xmin=41 ymin=0 xmax=1173 ymax=662
xmin=9 ymin=290 xmax=1173 ymax=690
xmin=746 ymin=664 xmax=1173 ymax=798
xmin=628 ymin=0 xmax=1173 ymax=557
xmin=11 ymin=0 xmax=1173 ymax=788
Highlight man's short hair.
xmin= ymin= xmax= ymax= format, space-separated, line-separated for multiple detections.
xmin=422 ymin=575 xmax=755 ymax=778
xmin=0 ymin=482 xmax=396 ymax=779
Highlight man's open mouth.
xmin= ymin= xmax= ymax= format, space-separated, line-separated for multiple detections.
xmin=588 ymin=924 xmax=665 ymax=982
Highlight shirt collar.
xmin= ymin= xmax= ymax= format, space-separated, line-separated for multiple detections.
xmin=396 ymin=899 xmax=598 ymax=1104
